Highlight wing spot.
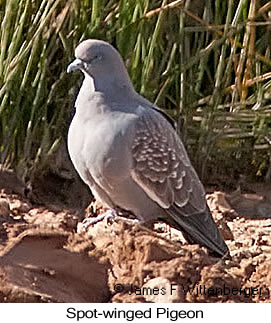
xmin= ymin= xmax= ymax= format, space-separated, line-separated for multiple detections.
xmin=172 ymin=160 xmax=179 ymax=169
xmin=137 ymin=156 xmax=147 ymax=162
xmin=175 ymin=177 xmax=184 ymax=190
xmin=159 ymin=148 xmax=166 ymax=153
xmin=153 ymin=153 xmax=162 ymax=158
xmin=169 ymin=171 xmax=177 ymax=178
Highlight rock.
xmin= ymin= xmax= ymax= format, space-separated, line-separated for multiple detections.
xmin=0 ymin=229 xmax=110 ymax=302
xmin=0 ymin=198 xmax=11 ymax=219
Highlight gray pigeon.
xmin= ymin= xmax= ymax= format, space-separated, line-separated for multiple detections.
xmin=67 ymin=39 xmax=229 ymax=257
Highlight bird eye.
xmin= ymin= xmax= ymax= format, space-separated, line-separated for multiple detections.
xmin=91 ymin=55 xmax=102 ymax=62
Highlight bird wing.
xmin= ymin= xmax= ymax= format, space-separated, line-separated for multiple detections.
xmin=130 ymin=107 xmax=228 ymax=257
xmin=131 ymin=108 xmax=207 ymax=214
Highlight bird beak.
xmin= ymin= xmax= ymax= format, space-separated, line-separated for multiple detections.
xmin=67 ymin=58 xmax=84 ymax=73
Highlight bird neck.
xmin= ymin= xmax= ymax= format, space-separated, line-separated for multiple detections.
xmin=84 ymin=70 xmax=135 ymax=100
xmin=75 ymin=73 xmax=136 ymax=115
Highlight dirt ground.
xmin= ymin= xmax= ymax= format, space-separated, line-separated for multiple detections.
xmin=0 ymin=165 xmax=271 ymax=303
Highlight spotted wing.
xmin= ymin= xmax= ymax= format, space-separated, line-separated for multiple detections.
xmin=131 ymin=109 xmax=207 ymax=215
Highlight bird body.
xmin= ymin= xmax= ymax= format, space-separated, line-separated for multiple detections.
xmin=68 ymin=90 xmax=165 ymax=221
xmin=67 ymin=39 xmax=229 ymax=257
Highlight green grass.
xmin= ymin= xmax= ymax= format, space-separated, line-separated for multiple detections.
xmin=0 ymin=0 xmax=271 ymax=182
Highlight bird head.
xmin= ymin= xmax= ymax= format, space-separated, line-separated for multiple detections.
xmin=67 ymin=39 xmax=134 ymax=94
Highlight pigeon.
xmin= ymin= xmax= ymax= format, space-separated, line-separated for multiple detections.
xmin=67 ymin=39 xmax=229 ymax=257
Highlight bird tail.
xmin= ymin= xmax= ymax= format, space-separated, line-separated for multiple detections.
xmin=165 ymin=205 xmax=229 ymax=258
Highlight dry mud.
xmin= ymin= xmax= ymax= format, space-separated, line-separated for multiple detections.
xmin=0 ymin=167 xmax=271 ymax=302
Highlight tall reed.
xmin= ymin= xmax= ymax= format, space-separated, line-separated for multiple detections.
xmin=0 ymin=0 xmax=270 ymax=182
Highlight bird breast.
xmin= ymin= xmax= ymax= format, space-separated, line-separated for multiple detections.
xmin=68 ymin=108 xmax=137 ymax=187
